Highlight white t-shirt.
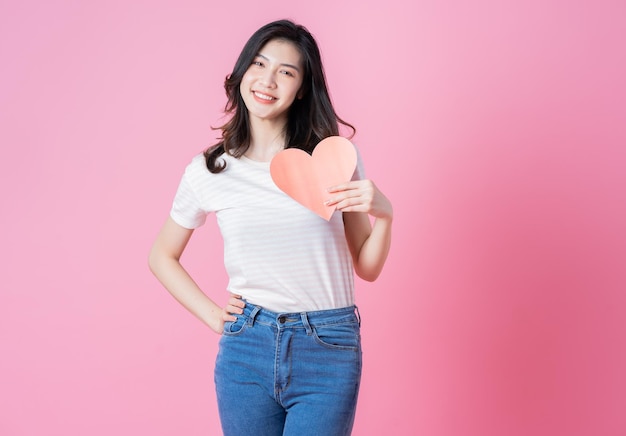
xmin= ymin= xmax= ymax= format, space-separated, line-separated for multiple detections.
xmin=170 ymin=149 xmax=364 ymax=313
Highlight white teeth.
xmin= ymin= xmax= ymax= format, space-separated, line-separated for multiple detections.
xmin=254 ymin=92 xmax=275 ymax=101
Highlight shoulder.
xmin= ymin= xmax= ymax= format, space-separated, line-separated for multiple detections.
xmin=183 ymin=153 xmax=227 ymax=179
xmin=186 ymin=153 xmax=209 ymax=172
xmin=176 ymin=154 xmax=215 ymax=193
xmin=178 ymin=153 xmax=207 ymax=178
xmin=181 ymin=152 xmax=249 ymax=188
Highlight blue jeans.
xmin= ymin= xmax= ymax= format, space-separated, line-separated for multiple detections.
xmin=214 ymin=304 xmax=362 ymax=436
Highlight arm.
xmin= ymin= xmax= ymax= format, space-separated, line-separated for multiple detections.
xmin=326 ymin=180 xmax=393 ymax=281
xmin=148 ymin=217 xmax=244 ymax=334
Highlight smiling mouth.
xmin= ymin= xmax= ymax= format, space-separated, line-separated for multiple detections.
xmin=253 ymin=91 xmax=276 ymax=101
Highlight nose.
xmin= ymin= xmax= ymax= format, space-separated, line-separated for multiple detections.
xmin=259 ymin=69 xmax=277 ymax=89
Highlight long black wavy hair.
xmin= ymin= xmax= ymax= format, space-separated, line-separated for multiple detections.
xmin=204 ymin=19 xmax=355 ymax=173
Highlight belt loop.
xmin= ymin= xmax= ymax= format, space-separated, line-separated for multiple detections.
xmin=354 ymin=305 xmax=361 ymax=327
xmin=300 ymin=312 xmax=313 ymax=335
xmin=247 ymin=305 xmax=261 ymax=327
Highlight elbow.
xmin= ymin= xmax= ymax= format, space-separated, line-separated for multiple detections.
xmin=355 ymin=266 xmax=381 ymax=282
xmin=148 ymin=243 xmax=181 ymax=277
xmin=148 ymin=244 xmax=161 ymax=275
xmin=148 ymin=251 xmax=157 ymax=275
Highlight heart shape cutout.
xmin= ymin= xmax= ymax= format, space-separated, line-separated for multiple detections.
xmin=270 ymin=136 xmax=357 ymax=220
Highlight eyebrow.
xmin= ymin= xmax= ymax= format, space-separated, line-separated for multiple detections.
xmin=256 ymin=53 xmax=301 ymax=72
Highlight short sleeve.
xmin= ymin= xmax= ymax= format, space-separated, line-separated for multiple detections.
xmin=170 ymin=164 xmax=208 ymax=229
xmin=351 ymin=143 xmax=366 ymax=181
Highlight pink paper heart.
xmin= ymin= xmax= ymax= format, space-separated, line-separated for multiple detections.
xmin=270 ymin=136 xmax=357 ymax=220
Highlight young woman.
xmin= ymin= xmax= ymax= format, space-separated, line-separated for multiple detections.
xmin=149 ymin=19 xmax=393 ymax=436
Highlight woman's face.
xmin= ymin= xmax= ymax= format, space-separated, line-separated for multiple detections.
xmin=239 ymin=39 xmax=304 ymax=126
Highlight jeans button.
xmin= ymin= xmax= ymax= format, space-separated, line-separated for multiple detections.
xmin=278 ymin=316 xmax=286 ymax=323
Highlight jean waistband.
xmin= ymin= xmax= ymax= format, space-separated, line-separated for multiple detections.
xmin=240 ymin=303 xmax=360 ymax=329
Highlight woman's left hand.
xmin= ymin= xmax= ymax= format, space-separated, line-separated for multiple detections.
xmin=326 ymin=180 xmax=393 ymax=220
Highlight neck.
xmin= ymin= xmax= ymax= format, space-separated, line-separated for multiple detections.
xmin=245 ymin=117 xmax=288 ymax=162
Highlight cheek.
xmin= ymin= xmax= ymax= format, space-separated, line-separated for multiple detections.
xmin=239 ymin=74 xmax=250 ymax=92
xmin=240 ymin=68 xmax=256 ymax=89
xmin=293 ymin=79 xmax=304 ymax=99
xmin=278 ymin=78 xmax=302 ymax=100
xmin=238 ymin=78 xmax=252 ymax=110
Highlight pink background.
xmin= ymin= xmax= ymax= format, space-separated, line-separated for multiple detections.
xmin=2 ymin=1 xmax=625 ymax=435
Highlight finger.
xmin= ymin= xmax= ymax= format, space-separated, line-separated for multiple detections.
xmin=326 ymin=181 xmax=360 ymax=193
xmin=324 ymin=197 xmax=337 ymax=207
xmin=336 ymin=191 xmax=370 ymax=206
xmin=222 ymin=311 xmax=237 ymax=322
xmin=228 ymin=297 xmax=246 ymax=308
xmin=325 ymin=190 xmax=365 ymax=207
xmin=336 ymin=202 xmax=368 ymax=213
xmin=336 ymin=196 xmax=360 ymax=207
xmin=335 ymin=195 xmax=373 ymax=213
xmin=224 ymin=310 xmax=237 ymax=320
xmin=226 ymin=302 xmax=244 ymax=314
xmin=228 ymin=293 xmax=246 ymax=308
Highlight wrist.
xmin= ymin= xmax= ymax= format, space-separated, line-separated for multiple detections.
xmin=203 ymin=306 xmax=225 ymax=334
xmin=376 ymin=208 xmax=393 ymax=222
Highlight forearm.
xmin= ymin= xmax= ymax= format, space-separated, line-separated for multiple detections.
xmin=353 ymin=216 xmax=393 ymax=281
xmin=149 ymin=252 xmax=223 ymax=332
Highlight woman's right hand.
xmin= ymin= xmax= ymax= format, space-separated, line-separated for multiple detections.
xmin=150 ymin=218 xmax=249 ymax=335
xmin=215 ymin=294 xmax=245 ymax=334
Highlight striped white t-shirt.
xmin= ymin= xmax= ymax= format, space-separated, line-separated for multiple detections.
xmin=170 ymin=149 xmax=364 ymax=313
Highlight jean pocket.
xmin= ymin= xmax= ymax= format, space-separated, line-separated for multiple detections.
xmin=222 ymin=315 xmax=248 ymax=336
xmin=312 ymin=322 xmax=360 ymax=351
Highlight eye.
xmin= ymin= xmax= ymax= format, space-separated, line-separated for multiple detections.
xmin=252 ymin=60 xmax=264 ymax=67
xmin=280 ymin=70 xmax=295 ymax=77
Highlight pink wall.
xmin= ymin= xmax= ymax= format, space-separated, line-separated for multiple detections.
xmin=2 ymin=1 xmax=625 ymax=435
